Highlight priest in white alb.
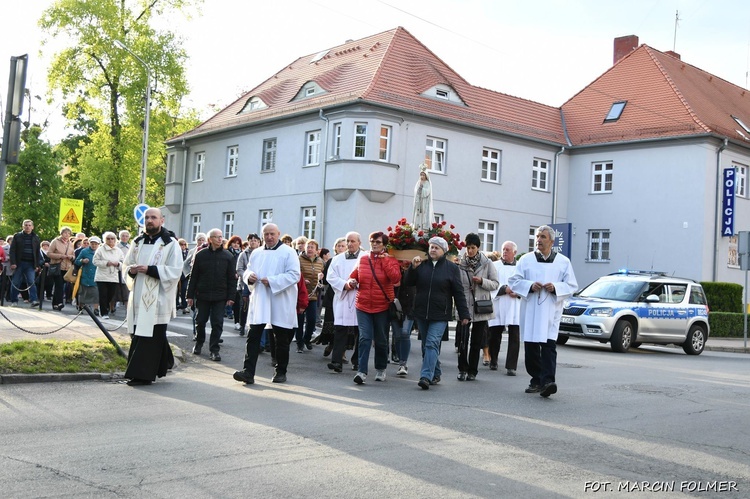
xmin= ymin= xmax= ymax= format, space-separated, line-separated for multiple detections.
xmin=509 ymin=225 xmax=577 ymax=398
xmin=233 ymin=223 xmax=300 ymax=385
xmin=123 ymin=208 xmax=184 ymax=386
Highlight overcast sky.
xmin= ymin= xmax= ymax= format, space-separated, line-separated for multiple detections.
xmin=3 ymin=0 xmax=750 ymax=142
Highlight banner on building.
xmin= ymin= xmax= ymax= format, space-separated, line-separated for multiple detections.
xmin=722 ymin=168 xmax=735 ymax=237
xmin=59 ymin=198 xmax=84 ymax=233
xmin=550 ymin=223 xmax=572 ymax=259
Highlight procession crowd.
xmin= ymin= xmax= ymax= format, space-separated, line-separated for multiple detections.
xmin=1 ymin=212 xmax=577 ymax=397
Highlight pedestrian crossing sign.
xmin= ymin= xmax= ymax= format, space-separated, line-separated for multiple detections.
xmin=59 ymin=198 xmax=84 ymax=233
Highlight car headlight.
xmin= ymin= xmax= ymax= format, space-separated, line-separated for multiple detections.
xmin=588 ymin=307 xmax=613 ymax=317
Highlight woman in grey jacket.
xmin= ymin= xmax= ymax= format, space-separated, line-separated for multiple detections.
xmin=456 ymin=233 xmax=499 ymax=381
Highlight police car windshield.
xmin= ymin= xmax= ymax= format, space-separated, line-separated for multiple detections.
xmin=579 ymin=279 xmax=646 ymax=302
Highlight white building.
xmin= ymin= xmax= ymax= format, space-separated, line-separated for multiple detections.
xmin=163 ymin=29 xmax=750 ymax=286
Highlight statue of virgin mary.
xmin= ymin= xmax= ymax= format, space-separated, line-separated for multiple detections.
xmin=412 ymin=164 xmax=434 ymax=230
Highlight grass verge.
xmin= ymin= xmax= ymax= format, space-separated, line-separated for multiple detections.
xmin=0 ymin=339 xmax=129 ymax=375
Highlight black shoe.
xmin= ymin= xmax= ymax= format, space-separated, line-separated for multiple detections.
xmin=305 ymin=342 xmax=313 ymax=350
xmin=209 ymin=352 xmax=221 ymax=362
xmin=126 ymin=379 xmax=152 ymax=386
xmin=490 ymin=363 xmax=498 ymax=371
xmin=467 ymin=373 xmax=476 ymax=381
xmin=323 ymin=345 xmax=332 ymax=357
xmin=418 ymin=377 xmax=430 ymax=390
xmin=391 ymin=353 xmax=400 ymax=363
xmin=430 ymin=375 xmax=441 ymax=385
xmin=341 ymin=357 xmax=349 ymax=364
xmin=327 ymin=362 xmax=343 ymax=373
xmin=218 ymin=338 xmax=224 ymax=343
xmin=238 ymin=331 xmax=245 ymax=337
xmin=525 ymin=384 xmax=542 ymax=393
xmin=94 ymin=308 xmax=100 ymax=316
xmin=272 ymin=358 xmax=277 ymax=367
xmin=192 ymin=344 xmax=202 ymax=355
xmin=192 ymin=334 xmax=197 ymax=342
xmin=483 ymin=360 xmax=490 ymax=366
xmin=233 ymin=370 xmax=254 ymax=384
xmin=296 ymin=347 xmax=304 ymax=353
xmin=457 ymin=372 xmax=467 ymax=381
xmin=30 ymin=301 xmax=40 ymax=307
xmin=272 ymin=373 xmax=287 ymax=383
xmin=540 ymin=382 xmax=557 ymax=398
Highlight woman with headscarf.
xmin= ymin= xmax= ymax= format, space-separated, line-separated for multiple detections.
xmin=456 ymin=233 xmax=499 ymax=381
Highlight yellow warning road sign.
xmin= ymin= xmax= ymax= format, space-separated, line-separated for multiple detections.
xmin=59 ymin=198 xmax=84 ymax=233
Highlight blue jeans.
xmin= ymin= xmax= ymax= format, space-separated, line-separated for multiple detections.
xmin=296 ymin=301 xmax=318 ymax=347
xmin=356 ymin=309 xmax=389 ymax=374
xmin=416 ymin=319 xmax=446 ymax=381
xmin=11 ymin=261 xmax=38 ymax=303
xmin=392 ymin=317 xmax=413 ymax=365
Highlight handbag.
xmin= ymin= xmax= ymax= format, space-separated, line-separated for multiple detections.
xmin=64 ymin=265 xmax=78 ymax=283
xmin=48 ymin=263 xmax=61 ymax=277
xmin=464 ymin=269 xmax=494 ymax=315
xmin=367 ymin=256 xmax=403 ymax=322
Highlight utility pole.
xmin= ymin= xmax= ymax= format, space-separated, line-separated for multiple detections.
xmin=673 ymin=10 xmax=681 ymax=52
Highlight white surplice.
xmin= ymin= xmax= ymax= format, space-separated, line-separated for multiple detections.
xmin=489 ymin=260 xmax=521 ymax=327
xmin=123 ymin=234 xmax=183 ymax=337
xmin=508 ymin=252 xmax=578 ymax=343
xmin=326 ymin=251 xmax=366 ymax=326
xmin=243 ymin=243 xmax=300 ymax=329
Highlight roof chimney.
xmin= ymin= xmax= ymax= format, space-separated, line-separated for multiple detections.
xmin=613 ymin=35 xmax=639 ymax=65
xmin=665 ymin=50 xmax=681 ymax=60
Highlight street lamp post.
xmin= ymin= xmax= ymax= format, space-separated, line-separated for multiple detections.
xmin=114 ymin=40 xmax=151 ymax=206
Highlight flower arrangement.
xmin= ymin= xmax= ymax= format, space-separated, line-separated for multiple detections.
xmin=386 ymin=218 xmax=463 ymax=256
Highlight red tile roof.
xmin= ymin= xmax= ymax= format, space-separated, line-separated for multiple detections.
xmin=171 ymin=27 xmax=566 ymax=145
xmin=562 ymin=44 xmax=750 ymax=146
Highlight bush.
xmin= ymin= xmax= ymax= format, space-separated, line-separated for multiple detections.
xmin=700 ymin=282 xmax=743 ymax=313
xmin=708 ymin=312 xmax=748 ymax=337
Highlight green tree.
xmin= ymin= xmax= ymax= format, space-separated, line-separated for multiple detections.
xmin=40 ymin=0 xmax=201 ymax=231
xmin=0 ymin=127 xmax=63 ymax=241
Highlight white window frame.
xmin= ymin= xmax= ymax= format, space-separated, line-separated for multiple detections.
xmin=190 ymin=214 xmax=201 ymax=243
xmin=260 ymin=210 xmax=273 ymax=228
xmin=477 ymin=220 xmax=496 ymax=253
xmin=226 ymin=145 xmax=239 ymax=177
xmin=532 ymin=158 xmax=548 ymax=191
xmin=425 ymin=136 xmax=446 ymax=173
xmin=433 ymin=213 xmax=444 ymax=227
xmin=223 ymin=212 xmax=235 ymax=239
xmin=262 ymin=138 xmax=276 ymax=172
xmin=379 ymin=125 xmax=391 ymax=162
xmin=588 ymin=230 xmax=611 ymax=262
xmin=528 ymin=226 xmax=537 ymax=253
xmin=354 ymin=123 xmax=367 ymax=158
xmin=332 ymin=123 xmax=342 ymax=158
xmin=481 ymin=147 xmax=501 ymax=183
xmin=592 ymin=161 xmax=614 ymax=193
xmin=166 ymin=153 xmax=176 ymax=183
xmin=194 ymin=152 xmax=205 ymax=182
xmin=301 ymin=206 xmax=316 ymax=240
xmin=305 ymin=130 xmax=321 ymax=166
xmin=735 ymin=163 xmax=748 ymax=198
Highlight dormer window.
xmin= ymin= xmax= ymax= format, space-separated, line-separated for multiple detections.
xmin=732 ymin=115 xmax=750 ymax=136
xmin=293 ymin=81 xmax=326 ymax=101
xmin=604 ymin=101 xmax=627 ymax=122
xmin=239 ymin=96 xmax=267 ymax=113
xmin=421 ymin=84 xmax=464 ymax=105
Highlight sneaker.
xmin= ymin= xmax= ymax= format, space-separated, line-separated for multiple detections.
xmin=234 ymin=323 xmax=241 ymax=331
xmin=94 ymin=309 xmax=100 ymax=316
xmin=540 ymin=382 xmax=557 ymax=398
xmin=209 ymin=352 xmax=221 ymax=362
xmin=296 ymin=347 xmax=304 ymax=354
xmin=490 ymin=363 xmax=498 ymax=371
xmin=457 ymin=372 xmax=467 ymax=381
xmin=525 ymin=384 xmax=542 ymax=394
xmin=430 ymin=375 xmax=441 ymax=385
xmin=506 ymin=369 xmax=516 ymax=376
xmin=353 ymin=372 xmax=366 ymax=385
xmin=418 ymin=377 xmax=430 ymax=390
xmin=30 ymin=301 xmax=40 ymax=307
xmin=305 ymin=342 xmax=313 ymax=350
xmin=391 ymin=353 xmax=400 ymax=363
xmin=233 ymin=370 xmax=254 ymax=384
xmin=396 ymin=365 xmax=408 ymax=376
xmin=374 ymin=370 xmax=386 ymax=382
xmin=102 ymin=315 xmax=110 ymax=320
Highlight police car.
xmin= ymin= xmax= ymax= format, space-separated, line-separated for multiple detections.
xmin=557 ymin=270 xmax=710 ymax=354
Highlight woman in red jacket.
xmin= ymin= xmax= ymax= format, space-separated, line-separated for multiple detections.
xmin=349 ymin=231 xmax=401 ymax=384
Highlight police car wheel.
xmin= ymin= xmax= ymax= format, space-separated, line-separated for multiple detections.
xmin=682 ymin=324 xmax=706 ymax=355
xmin=610 ymin=320 xmax=634 ymax=353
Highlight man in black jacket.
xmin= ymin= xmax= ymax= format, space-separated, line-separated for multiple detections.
xmin=186 ymin=228 xmax=235 ymax=361
xmin=8 ymin=220 xmax=42 ymax=307
xmin=404 ymin=236 xmax=470 ymax=390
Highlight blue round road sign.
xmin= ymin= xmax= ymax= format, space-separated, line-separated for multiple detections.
xmin=134 ymin=203 xmax=150 ymax=226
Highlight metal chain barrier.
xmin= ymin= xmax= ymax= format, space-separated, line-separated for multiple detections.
xmin=0 ymin=307 xmax=86 ymax=336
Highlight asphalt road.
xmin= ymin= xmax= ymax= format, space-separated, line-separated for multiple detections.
xmin=1 ymin=318 xmax=749 ymax=498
